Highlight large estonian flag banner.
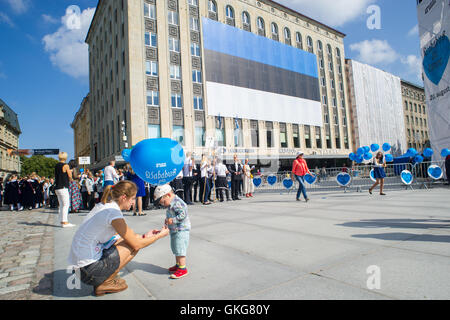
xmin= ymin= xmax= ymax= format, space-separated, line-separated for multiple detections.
xmin=202 ymin=18 xmax=323 ymax=127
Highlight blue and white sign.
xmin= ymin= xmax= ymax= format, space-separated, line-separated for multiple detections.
xmin=369 ymin=169 xmax=376 ymax=182
xmin=304 ymin=173 xmax=317 ymax=185
xmin=427 ymin=165 xmax=443 ymax=180
xmin=283 ymin=178 xmax=293 ymax=190
xmin=336 ymin=172 xmax=352 ymax=187
xmin=400 ymin=170 xmax=413 ymax=185
xmin=267 ymin=175 xmax=277 ymax=186
xmin=252 ymin=177 xmax=262 ymax=188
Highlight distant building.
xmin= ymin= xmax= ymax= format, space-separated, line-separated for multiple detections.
xmin=401 ymin=80 xmax=429 ymax=151
xmin=345 ymin=59 xmax=407 ymax=156
xmin=71 ymin=95 xmax=91 ymax=164
xmin=0 ymin=99 xmax=21 ymax=178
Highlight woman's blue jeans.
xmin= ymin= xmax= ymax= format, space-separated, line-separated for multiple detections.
xmin=295 ymin=175 xmax=308 ymax=200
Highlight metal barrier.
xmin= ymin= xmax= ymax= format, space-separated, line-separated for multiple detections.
xmin=251 ymin=161 xmax=448 ymax=194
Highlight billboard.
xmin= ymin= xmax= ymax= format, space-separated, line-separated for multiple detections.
xmin=202 ymin=18 xmax=322 ymax=126
xmin=417 ymin=0 xmax=450 ymax=161
xmin=347 ymin=60 xmax=407 ymax=155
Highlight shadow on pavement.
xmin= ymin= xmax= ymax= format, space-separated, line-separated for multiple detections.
xmin=33 ymin=270 xmax=94 ymax=298
xmin=126 ymin=261 xmax=169 ymax=275
xmin=18 ymin=221 xmax=60 ymax=228
xmin=352 ymin=233 xmax=450 ymax=243
xmin=338 ymin=219 xmax=450 ymax=230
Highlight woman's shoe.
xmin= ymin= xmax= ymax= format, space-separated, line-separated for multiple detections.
xmin=94 ymin=278 xmax=128 ymax=296
xmin=369 ymin=189 xmax=372 ymax=195
xmin=380 ymin=193 xmax=386 ymax=196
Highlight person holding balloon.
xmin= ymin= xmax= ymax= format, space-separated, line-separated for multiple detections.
xmin=369 ymin=151 xmax=387 ymax=196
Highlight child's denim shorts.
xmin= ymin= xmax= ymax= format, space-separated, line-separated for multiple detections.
xmin=170 ymin=230 xmax=190 ymax=256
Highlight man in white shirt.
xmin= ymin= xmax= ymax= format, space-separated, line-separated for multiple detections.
xmin=215 ymin=159 xmax=231 ymax=202
xmin=104 ymin=161 xmax=119 ymax=187
xmin=182 ymin=153 xmax=194 ymax=205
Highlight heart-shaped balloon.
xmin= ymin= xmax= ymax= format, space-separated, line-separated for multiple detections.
xmin=400 ymin=170 xmax=413 ymax=185
xmin=370 ymin=144 xmax=380 ymax=152
xmin=336 ymin=172 xmax=351 ymax=187
xmin=252 ymin=177 xmax=262 ymax=187
xmin=283 ymin=178 xmax=293 ymax=189
xmin=304 ymin=173 xmax=317 ymax=185
xmin=382 ymin=143 xmax=391 ymax=152
xmin=423 ymin=34 xmax=450 ymax=85
xmin=267 ymin=175 xmax=277 ymax=185
xmin=441 ymin=148 xmax=450 ymax=157
xmin=364 ymin=152 xmax=373 ymax=161
xmin=357 ymin=147 xmax=365 ymax=156
xmin=427 ymin=165 xmax=443 ymax=180
xmin=385 ymin=154 xmax=394 ymax=162
xmin=369 ymin=169 xmax=376 ymax=182
xmin=130 ymin=138 xmax=184 ymax=185
xmin=423 ymin=148 xmax=433 ymax=158
xmin=414 ymin=155 xmax=424 ymax=164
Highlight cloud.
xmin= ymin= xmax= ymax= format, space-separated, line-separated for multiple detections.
xmin=401 ymin=55 xmax=423 ymax=82
xmin=4 ymin=0 xmax=30 ymax=14
xmin=408 ymin=24 xmax=419 ymax=37
xmin=276 ymin=0 xmax=377 ymax=27
xmin=0 ymin=11 xmax=15 ymax=27
xmin=42 ymin=7 xmax=95 ymax=79
xmin=42 ymin=14 xmax=58 ymax=24
xmin=350 ymin=39 xmax=399 ymax=65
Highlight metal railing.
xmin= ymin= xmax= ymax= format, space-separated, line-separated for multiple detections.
xmin=249 ymin=161 xmax=447 ymax=194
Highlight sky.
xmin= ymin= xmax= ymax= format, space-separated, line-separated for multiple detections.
xmin=0 ymin=0 xmax=423 ymax=161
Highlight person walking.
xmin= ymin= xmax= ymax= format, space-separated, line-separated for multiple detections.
xmin=243 ymin=158 xmax=254 ymax=198
xmin=228 ymin=154 xmax=243 ymax=200
xmin=292 ymin=151 xmax=311 ymax=202
xmin=215 ymin=159 xmax=231 ymax=202
xmin=199 ymin=155 xmax=211 ymax=205
xmin=182 ymin=153 xmax=194 ymax=205
xmin=68 ymin=180 xmax=169 ymax=296
xmin=369 ymin=151 xmax=387 ymax=196
xmin=69 ymin=175 xmax=82 ymax=213
xmin=55 ymin=152 xmax=75 ymax=227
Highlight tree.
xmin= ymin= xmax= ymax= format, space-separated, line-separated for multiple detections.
xmin=20 ymin=155 xmax=59 ymax=178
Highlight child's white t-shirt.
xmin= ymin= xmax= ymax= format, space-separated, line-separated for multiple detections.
xmin=68 ymin=202 xmax=123 ymax=268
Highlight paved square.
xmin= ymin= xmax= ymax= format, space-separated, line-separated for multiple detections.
xmin=52 ymin=188 xmax=450 ymax=300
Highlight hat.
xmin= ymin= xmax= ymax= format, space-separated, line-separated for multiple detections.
xmin=153 ymin=184 xmax=173 ymax=205
xmin=296 ymin=151 xmax=304 ymax=157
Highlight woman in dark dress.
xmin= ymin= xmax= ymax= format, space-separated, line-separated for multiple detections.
xmin=369 ymin=152 xmax=387 ymax=196
xmin=4 ymin=175 xmax=22 ymax=211
xmin=21 ymin=176 xmax=36 ymax=210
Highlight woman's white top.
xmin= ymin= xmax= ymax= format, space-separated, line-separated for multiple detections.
xmin=68 ymin=202 xmax=123 ymax=268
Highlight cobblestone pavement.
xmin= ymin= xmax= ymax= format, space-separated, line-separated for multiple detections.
xmin=0 ymin=207 xmax=56 ymax=300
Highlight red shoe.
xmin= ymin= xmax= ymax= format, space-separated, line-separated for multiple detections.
xmin=170 ymin=268 xmax=188 ymax=279
xmin=249 ymin=193 xmax=253 ymax=197
xmin=168 ymin=265 xmax=178 ymax=273
xmin=246 ymin=194 xmax=250 ymax=198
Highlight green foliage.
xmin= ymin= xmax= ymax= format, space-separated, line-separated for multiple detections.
xmin=20 ymin=155 xmax=59 ymax=178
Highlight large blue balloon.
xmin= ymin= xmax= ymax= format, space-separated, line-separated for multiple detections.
xmin=364 ymin=152 xmax=373 ymax=160
xmin=357 ymin=147 xmax=365 ymax=156
xmin=423 ymin=148 xmax=433 ymax=158
xmin=122 ymin=149 xmax=131 ymax=162
xmin=385 ymin=154 xmax=394 ymax=162
xmin=349 ymin=153 xmax=356 ymax=161
xmin=370 ymin=144 xmax=380 ymax=152
xmin=363 ymin=146 xmax=370 ymax=154
xmin=441 ymin=148 xmax=450 ymax=157
xmin=355 ymin=155 xmax=364 ymax=163
xmin=129 ymin=138 xmax=185 ymax=185
xmin=382 ymin=143 xmax=391 ymax=152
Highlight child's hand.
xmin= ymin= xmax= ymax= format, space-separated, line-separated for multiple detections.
xmin=166 ymin=218 xmax=174 ymax=225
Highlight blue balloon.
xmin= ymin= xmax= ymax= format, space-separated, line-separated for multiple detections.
xmin=122 ymin=149 xmax=131 ymax=162
xmin=363 ymin=146 xmax=370 ymax=154
xmin=370 ymin=144 xmax=380 ymax=152
xmin=441 ymin=148 xmax=450 ymax=157
xmin=357 ymin=147 xmax=365 ymax=156
xmin=407 ymin=148 xmax=418 ymax=157
xmin=364 ymin=152 xmax=373 ymax=160
xmin=423 ymin=148 xmax=433 ymax=158
xmin=355 ymin=155 xmax=364 ymax=163
xmin=385 ymin=154 xmax=394 ymax=162
xmin=382 ymin=143 xmax=391 ymax=152
xmin=129 ymin=138 xmax=185 ymax=185
xmin=414 ymin=155 xmax=424 ymax=163
xmin=349 ymin=153 xmax=356 ymax=161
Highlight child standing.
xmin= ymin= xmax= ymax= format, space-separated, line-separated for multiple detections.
xmin=154 ymin=184 xmax=190 ymax=279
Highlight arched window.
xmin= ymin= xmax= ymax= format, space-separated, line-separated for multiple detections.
xmin=284 ymin=27 xmax=291 ymax=40
xmin=327 ymin=44 xmax=332 ymax=55
xmin=307 ymin=36 xmax=313 ymax=52
xmin=336 ymin=47 xmax=341 ymax=58
xmin=296 ymin=32 xmax=302 ymax=43
xmin=242 ymin=11 xmax=250 ymax=25
xmin=271 ymin=22 xmax=278 ymax=35
xmin=257 ymin=17 xmax=265 ymax=30
xmin=208 ymin=0 xmax=217 ymax=13
xmin=317 ymin=40 xmax=323 ymax=52
xmin=225 ymin=5 xmax=234 ymax=19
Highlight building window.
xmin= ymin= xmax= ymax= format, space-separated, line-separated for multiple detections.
xmin=319 ymin=58 xmax=324 ymax=69
xmin=292 ymin=124 xmax=300 ymax=148
xmin=171 ymin=94 xmax=183 ymax=108
xmin=271 ymin=23 xmax=278 ymax=36
xmin=148 ymin=124 xmax=161 ymax=139
xmin=234 ymin=119 xmax=243 ymax=147
xmin=266 ymin=122 xmax=273 ymax=148
xmin=145 ymin=60 xmax=158 ymax=76
xmin=191 ymin=43 xmax=201 ymax=57
xmin=304 ymin=126 xmax=311 ymax=148
xmin=169 ymin=37 xmax=180 ymax=52
xmin=188 ymin=0 xmax=198 ymax=6
xmin=317 ymin=40 xmax=323 ymax=51
xmin=193 ymin=96 xmax=203 ymax=110
xmin=144 ymin=3 xmax=156 ymax=19
xmin=321 ymin=77 xmax=326 ymax=87
xmin=284 ymin=27 xmax=291 ymax=42
xmin=208 ymin=0 xmax=217 ymax=13
xmin=190 ymin=17 xmax=199 ymax=31
xmin=307 ymin=36 xmax=313 ymax=52
xmin=250 ymin=120 xmax=259 ymax=148
xmin=170 ymin=65 xmax=181 ymax=80
xmin=145 ymin=32 xmax=157 ymax=47
xmin=192 ymin=70 xmax=202 ymax=83
xmin=257 ymin=17 xmax=265 ymax=34
xmin=280 ymin=124 xmax=287 ymax=148
xmin=195 ymin=126 xmax=205 ymax=147
xmin=336 ymin=48 xmax=341 ymax=58
xmin=172 ymin=126 xmax=185 ymax=146
xmin=327 ymin=44 xmax=332 ymax=55
xmin=146 ymin=90 xmax=159 ymax=106
xmin=226 ymin=5 xmax=234 ymax=19
xmin=215 ymin=116 xmax=226 ymax=147
xmin=315 ymin=127 xmax=322 ymax=149
xmin=168 ymin=11 xmax=179 ymax=25
xmin=242 ymin=11 xmax=250 ymax=25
